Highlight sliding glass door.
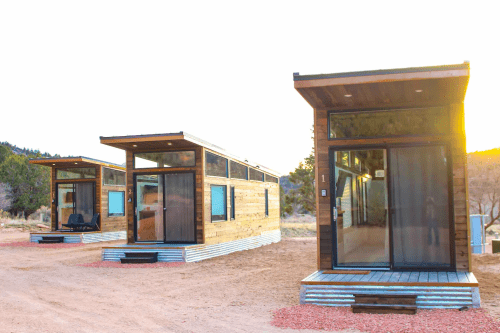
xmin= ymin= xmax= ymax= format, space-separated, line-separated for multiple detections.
xmin=135 ymin=173 xmax=195 ymax=243
xmin=331 ymin=145 xmax=453 ymax=270
xmin=56 ymin=182 xmax=95 ymax=230
xmin=390 ymin=146 xmax=451 ymax=269
xmin=333 ymin=149 xmax=390 ymax=268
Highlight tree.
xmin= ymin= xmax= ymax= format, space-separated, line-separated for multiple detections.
xmin=468 ymin=149 xmax=500 ymax=230
xmin=284 ymin=150 xmax=316 ymax=215
xmin=0 ymin=153 xmax=50 ymax=217
xmin=0 ymin=144 xmax=12 ymax=165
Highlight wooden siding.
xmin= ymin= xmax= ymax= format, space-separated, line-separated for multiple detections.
xmin=125 ymin=147 xmax=204 ymax=244
xmin=100 ymin=183 xmax=127 ymax=232
xmin=314 ymin=103 xmax=470 ymax=271
xmin=203 ymin=150 xmax=280 ymax=245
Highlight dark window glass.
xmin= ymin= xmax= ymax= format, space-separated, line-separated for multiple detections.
xmin=265 ymin=174 xmax=278 ymax=183
xmin=103 ymin=167 xmax=126 ymax=186
xmin=206 ymin=152 xmax=228 ymax=177
xmin=249 ymin=168 xmax=264 ymax=181
xmin=230 ymin=161 xmax=248 ymax=180
xmin=108 ymin=191 xmax=125 ymax=216
xmin=211 ymin=185 xmax=227 ymax=221
xmin=329 ymin=107 xmax=449 ymax=139
xmin=390 ymin=145 xmax=451 ymax=269
xmin=230 ymin=186 xmax=235 ymax=220
xmin=134 ymin=151 xmax=195 ymax=169
xmin=265 ymin=189 xmax=269 ymax=216
xmin=56 ymin=167 xmax=96 ymax=180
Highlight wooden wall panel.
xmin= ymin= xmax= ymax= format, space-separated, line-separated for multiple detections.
xmin=203 ymin=173 xmax=280 ymax=245
xmin=100 ymin=184 xmax=127 ymax=232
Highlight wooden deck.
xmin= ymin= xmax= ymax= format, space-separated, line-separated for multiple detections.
xmin=302 ymin=270 xmax=478 ymax=287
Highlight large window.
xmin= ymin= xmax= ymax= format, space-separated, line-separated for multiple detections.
xmin=134 ymin=151 xmax=195 ymax=169
xmin=265 ymin=174 xmax=278 ymax=183
xmin=211 ymin=185 xmax=227 ymax=222
xmin=329 ymin=107 xmax=449 ymax=139
xmin=103 ymin=167 xmax=126 ymax=186
xmin=249 ymin=168 xmax=264 ymax=181
xmin=230 ymin=161 xmax=248 ymax=180
xmin=108 ymin=191 xmax=125 ymax=217
xmin=56 ymin=167 xmax=96 ymax=180
xmin=206 ymin=152 xmax=228 ymax=177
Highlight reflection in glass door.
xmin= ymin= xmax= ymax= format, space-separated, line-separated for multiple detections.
xmin=57 ymin=184 xmax=75 ymax=230
xmin=136 ymin=175 xmax=164 ymax=241
xmin=333 ymin=149 xmax=390 ymax=267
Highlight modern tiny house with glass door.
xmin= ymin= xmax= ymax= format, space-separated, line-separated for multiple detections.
xmin=28 ymin=157 xmax=127 ymax=243
xmin=294 ymin=63 xmax=480 ymax=309
xmin=99 ymin=132 xmax=280 ymax=263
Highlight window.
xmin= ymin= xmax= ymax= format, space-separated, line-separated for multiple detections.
xmin=108 ymin=191 xmax=125 ymax=217
xmin=56 ymin=167 xmax=96 ymax=180
xmin=230 ymin=186 xmax=235 ymax=220
xmin=134 ymin=151 xmax=195 ymax=169
xmin=211 ymin=185 xmax=227 ymax=221
xmin=103 ymin=167 xmax=126 ymax=186
xmin=230 ymin=161 xmax=248 ymax=180
xmin=206 ymin=152 xmax=228 ymax=177
xmin=249 ymin=168 xmax=264 ymax=181
xmin=329 ymin=107 xmax=449 ymax=139
xmin=265 ymin=174 xmax=278 ymax=183
xmin=265 ymin=189 xmax=269 ymax=217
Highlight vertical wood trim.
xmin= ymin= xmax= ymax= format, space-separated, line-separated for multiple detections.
xmin=126 ymin=150 xmax=134 ymax=243
xmin=314 ymin=108 xmax=321 ymax=269
xmin=51 ymin=167 xmax=56 ymax=230
xmin=201 ymin=147 xmax=206 ymax=244
xmin=95 ymin=166 xmax=102 ymax=229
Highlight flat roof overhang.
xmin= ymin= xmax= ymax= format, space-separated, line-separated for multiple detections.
xmin=29 ymin=156 xmax=125 ymax=170
xmin=294 ymin=63 xmax=470 ymax=110
xmin=100 ymin=132 xmax=281 ymax=177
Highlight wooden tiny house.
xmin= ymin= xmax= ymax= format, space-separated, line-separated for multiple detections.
xmin=99 ymin=132 xmax=280 ymax=262
xmin=294 ymin=63 xmax=480 ymax=309
xmin=28 ymin=157 xmax=127 ymax=243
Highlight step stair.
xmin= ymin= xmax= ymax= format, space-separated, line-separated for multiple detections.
xmin=351 ymin=294 xmax=417 ymax=314
xmin=38 ymin=236 xmax=65 ymax=244
xmin=120 ymin=252 xmax=159 ymax=264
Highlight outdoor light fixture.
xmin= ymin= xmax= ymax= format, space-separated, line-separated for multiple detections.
xmin=415 ymin=89 xmax=423 ymax=93
xmin=344 ymin=94 xmax=352 ymax=97
xmin=52 ymin=164 xmax=55 ymax=166
xmin=167 ymin=142 xmax=172 ymax=146
xmin=132 ymin=144 xmax=137 ymax=147
xmin=74 ymin=163 xmax=78 ymax=164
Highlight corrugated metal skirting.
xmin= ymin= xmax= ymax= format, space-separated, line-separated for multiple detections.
xmin=102 ymin=229 xmax=281 ymax=262
xmin=30 ymin=231 xmax=127 ymax=244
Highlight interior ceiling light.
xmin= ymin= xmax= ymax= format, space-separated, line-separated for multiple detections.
xmin=167 ymin=142 xmax=172 ymax=146
xmin=415 ymin=89 xmax=423 ymax=93
xmin=344 ymin=94 xmax=352 ymax=98
xmin=132 ymin=144 xmax=137 ymax=147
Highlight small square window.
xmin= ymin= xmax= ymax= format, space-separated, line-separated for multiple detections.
xmin=108 ymin=191 xmax=125 ymax=217
xmin=211 ymin=185 xmax=227 ymax=222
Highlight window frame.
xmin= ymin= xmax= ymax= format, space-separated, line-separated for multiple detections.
xmin=108 ymin=190 xmax=125 ymax=217
xmin=210 ymin=184 xmax=227 ymax=222
xmin=249 ymin=168 xmax=264 ymax=182
xmin=55 ymin=167 xmax=97 ymax=180
xmin=133 ymin=150 xmax=196 ymax=169
xmin=230 ymin=160 xmax=248 ymax=180
xmin=205 ymin=151 xmax=229 ymax=178
xmin=327 ymin=106 xmax=450 ymax=141
xmin=102 ymin=167 xmax=126 ymax=186
xmin=265 ymin=189 xmax=269 ymax=217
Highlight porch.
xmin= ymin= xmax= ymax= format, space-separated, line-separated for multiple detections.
xmin=300 ymin=270 xmax=480 ymax=309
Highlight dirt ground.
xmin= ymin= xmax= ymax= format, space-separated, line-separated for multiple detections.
xmin=0 ymin=229 xmax=499 ymax=333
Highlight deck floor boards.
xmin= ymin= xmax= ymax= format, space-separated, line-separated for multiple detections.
xmin=418 ymin=272 xmax=429 ymax=282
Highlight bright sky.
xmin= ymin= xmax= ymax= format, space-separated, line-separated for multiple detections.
xmin=1 ymin=1 xmax=499 ymax=175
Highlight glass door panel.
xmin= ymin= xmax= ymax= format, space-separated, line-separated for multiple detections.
xmin=334 ymin=149 xmax=390 ymax=267
xmin=75 ymin=183 xmax=94 ymax=223
xmin=390 ymin=146 xmax=452 ymax=269
xmin=57 ymin=184 xmax=75 ymax=230
xmin=164 ymin=173 xmax=195 ymax=242
xmin=136 ymin=175 xmax=164 ymax=242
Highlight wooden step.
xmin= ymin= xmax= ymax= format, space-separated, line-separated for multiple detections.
xmin=352 ymin=303 xmax=417 ymax=315
xmin=38 ymin=236 xmax=64 ymax=244
xmin=120 ymin=257 xmax=157 ymax=264
xmin=353 ymin=294 xmax=417 ymax=305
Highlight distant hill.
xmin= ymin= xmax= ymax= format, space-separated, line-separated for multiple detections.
xmin=0 ymin=141 xmax=57 ymax=158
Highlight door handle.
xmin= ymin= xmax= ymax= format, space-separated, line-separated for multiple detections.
xmin=333 ymin=207 xmax=338 ymax=221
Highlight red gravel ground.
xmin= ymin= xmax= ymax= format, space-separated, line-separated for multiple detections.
xmin=78 ymin=261 xmax=184 ymax=268
xmin=271 ymin=305 xmax=500 ymax=333
xmin=0 ymin=241 xmax=84 ymax=248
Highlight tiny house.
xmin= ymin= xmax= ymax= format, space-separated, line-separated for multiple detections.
xmin=99 ymin=132 xmax=280 ymax=262
xmin=294 ymin=63 xmax=480 ymax=310
xmin=28 ymin=157 xmax=127 ymax=243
